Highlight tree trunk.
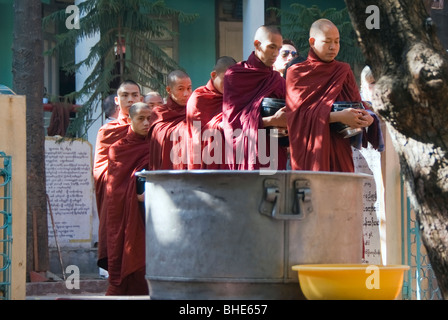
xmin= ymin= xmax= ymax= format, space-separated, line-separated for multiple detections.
xmin=12 ymin=0 xmax=49 ymax=277
xmin=345 ymin=0 xmax=448 ymax=299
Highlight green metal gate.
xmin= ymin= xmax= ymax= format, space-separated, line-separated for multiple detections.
xmin=0 ymin=151 xmax=12 ymax=300
xmin=401 ymin=177 xmax=442 ymax=300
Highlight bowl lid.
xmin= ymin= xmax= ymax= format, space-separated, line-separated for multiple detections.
xmin=261 ymin=98 xmax=285 ymax=108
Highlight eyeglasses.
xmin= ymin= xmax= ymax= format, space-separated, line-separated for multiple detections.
xmin=280 ymin=50 xmax=298 ymax=58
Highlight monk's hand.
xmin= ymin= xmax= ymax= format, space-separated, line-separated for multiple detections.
xmin=331 ymin=108 xmax=372 ymax=128
xmin=354 ymin=109 xmax=374 ymax=128
xmin=359 ymin=109 xmax=374 ymax=127
xmin=137 ymin=192 xmax=145 ymax=202
xmin=262 ymin=106 xmax=287 ymax=128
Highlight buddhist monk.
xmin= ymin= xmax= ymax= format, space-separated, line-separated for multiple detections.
xmin=93 ymin=80 xmax=142 ymax=270
xmin=148 ymin=70 xmax=192 ymax=170
xmin=143 ymin=91 xmax=164 ymax=110
xmin=286 ymin=19 xmax=374 ymax=172
xmin=222 ymin=25 xmax=288 ymax=171
xmin=105 ymin=102 xmax=151 ymax=296
xmin=186 ymin=56 xmax=237 ymax=169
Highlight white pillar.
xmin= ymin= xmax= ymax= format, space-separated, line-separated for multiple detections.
xmin=74 ymin=0 xmax=102 ymax=152
xmin=74 ymin=0 xmax=102 ymax=262
xmin=242 ymin=0 xmax=265 ymax=60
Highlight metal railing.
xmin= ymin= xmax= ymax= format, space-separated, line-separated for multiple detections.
xmin=0 ymin=151 xmax=12 ymax=300
xmin=401 ymin=177 xmax=442 ymax=300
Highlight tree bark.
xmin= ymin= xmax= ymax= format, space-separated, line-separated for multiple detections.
xmin=12 ymin=0 xmax=49 ymax=277
xmin=345 ymin=0 xmax=448 ymax=299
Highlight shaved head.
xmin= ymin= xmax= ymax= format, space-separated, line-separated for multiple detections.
xmin=213 ymin=56 xmax=237 ymax=74
xmin=309 ymin=19 xmax=338 ymax=38
xmin=166 ymin=69 xmax=192 ymax=106
xmin=253 ymin=25 xmax=283 ymax=67
xmin=211 ymin=56 xmax=237 ymax=94
xmin=254 ymin=25 xmax=282 ymax=43
xmin=129 ymin=102 xmax=151 ymax=119
xmin=167 ymin=69 xmax=190 ymax=88
xmin=144 ymin=91 xmax=163 ymax=108
xmin=129 ymin=102 xmax=152 ymax=136
xmin=309 ymin=19 xmax=340 ymax=62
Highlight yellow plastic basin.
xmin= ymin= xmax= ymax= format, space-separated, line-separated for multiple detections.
xmin=292 ymin=264 xmax=410 ymax=300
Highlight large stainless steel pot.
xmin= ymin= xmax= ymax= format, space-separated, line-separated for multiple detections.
xmin=137 ymin=170 xmax=368 ymax=300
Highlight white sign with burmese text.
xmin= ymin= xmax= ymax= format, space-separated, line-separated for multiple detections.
xmin=45 ymin=137 xmax=94 ymax=248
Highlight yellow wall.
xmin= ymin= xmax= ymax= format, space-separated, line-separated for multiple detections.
xmin=0 ymin=95 xmax=27 ymax=300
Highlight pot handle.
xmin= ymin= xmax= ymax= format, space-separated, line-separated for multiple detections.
xmin=292 ymin=179 xmax=313 ymax=219
xmin=259 ymin=179 xmax=281 ymax=218
xmin=259 ymin=179 xmax=313 ymax=220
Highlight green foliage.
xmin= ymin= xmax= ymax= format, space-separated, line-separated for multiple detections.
xmin=43 ymin=0 xmax=198 ymax=138
xmin=268 ymin=4 xmax=364 ymax=68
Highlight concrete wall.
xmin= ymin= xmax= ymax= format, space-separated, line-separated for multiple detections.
xmin=165 ymin=0 xmax=216 ymax=90
xmin=0 ymin=94 xmax=27 ymax=300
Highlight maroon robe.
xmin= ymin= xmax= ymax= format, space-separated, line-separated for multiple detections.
xmin=186 ymin=79 xmax=224 ymax=169
xmin=148 ymin=97 xmax=187 ymax=170
xmin=93 ymin=112 xmax=129 ymax=269
xmin=222 ymin=52 xmax=287 ymax=170
xmin=105 ymin=127 xmax=149 ymax=295
xmin=286 ymin=49 xmax=365 ymax=172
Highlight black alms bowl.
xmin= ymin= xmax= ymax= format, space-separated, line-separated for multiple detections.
xmin=260 ymin=98 xmax=289 ymax=147
xmin=330 ymin=101 xmax=365 ymax=138
xmin=261 ymin=98 xmax=285 ymax=117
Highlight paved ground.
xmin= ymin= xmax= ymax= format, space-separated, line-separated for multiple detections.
xmin=26 ymin=277 xmax=107 ymax=299
xmin=25 ymin=273 xmax=155 ymax=300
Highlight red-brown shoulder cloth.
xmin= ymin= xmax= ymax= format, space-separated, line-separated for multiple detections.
xmin=286 ymin=49 xmax=365 ymax=172
xmin=186 ymin=79 xmax=224 ymax=169
xmin=222 ymin=52 xmax=287 ymax=170
xmin=93 ymin=113 xmax=130 ymax=270
xmin=148 ymin=96 xmax=187 ymax=170
xmin=106 ymin=127 xmax=149 ymax=295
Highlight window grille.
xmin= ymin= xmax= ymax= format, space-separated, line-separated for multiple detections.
xmin=0 ymin=152 xmax=12 ymax=300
